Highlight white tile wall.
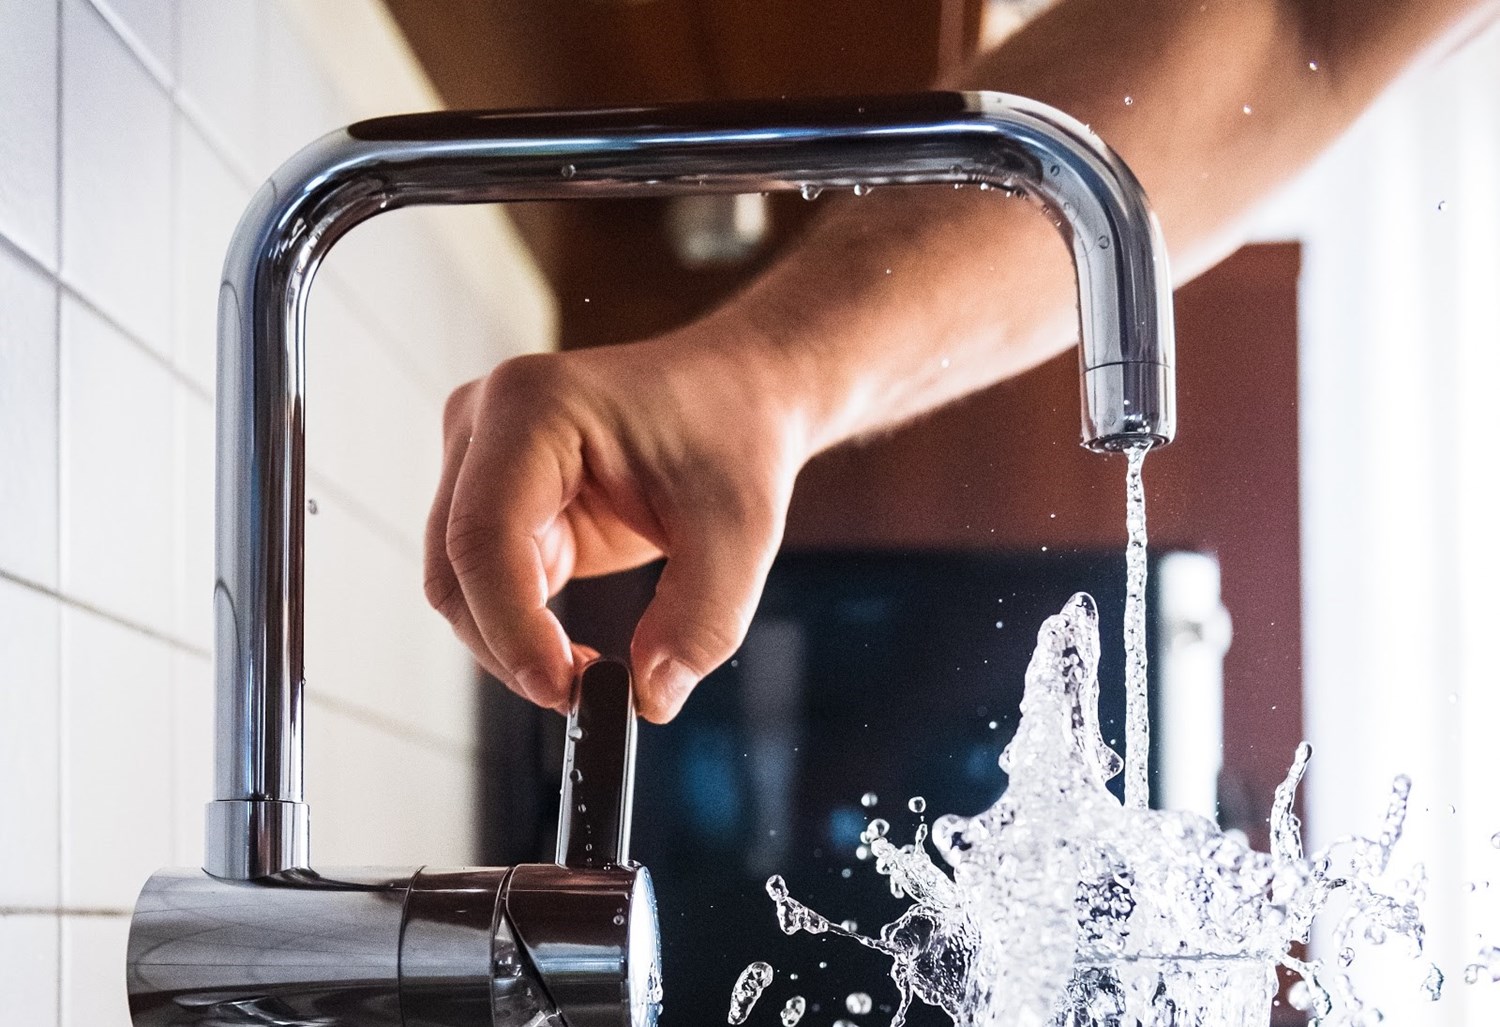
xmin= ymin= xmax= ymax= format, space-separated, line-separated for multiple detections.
xmin=0 ymin=1 xmax=556 ymax=1020
xmin=59 ymin=296 xmax=176 ymax=635
xmin=0 ymin=916 xmax=60 ymax=1025
xmin=59 ymin=0 xmax=173 ymax=354
xmin=0 ymin=578 xmax=61 ymax=909
xmin=0 ymin=246 xmax=60 ymax=587
xmin=0 ymin=0 xmax=60 ymax=270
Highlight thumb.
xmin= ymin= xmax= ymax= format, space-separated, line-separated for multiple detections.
xmin=630 ymin=505 xmax=781 ymax=723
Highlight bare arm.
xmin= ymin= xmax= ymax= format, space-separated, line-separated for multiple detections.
xmin=425 ymin=0 xmax=1496 ymax=721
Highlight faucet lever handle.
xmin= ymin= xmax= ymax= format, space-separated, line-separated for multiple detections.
xmin=556 ymin=658 xmax=638 ymax=869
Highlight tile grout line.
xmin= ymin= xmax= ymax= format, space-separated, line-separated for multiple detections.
xmin=53 ymin=1 xmax=66 ymax=1021
xmin=0 ymin=229 xmax=213 ymax=407
xmin=0 ymin=568 xmax=210 ymax=660
xmin=305 ymin=691 xmax=478 ymax=760
xmin=1 ymin=907 xmax=131 ymax=919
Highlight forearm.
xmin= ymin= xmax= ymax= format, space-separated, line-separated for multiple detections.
xmin=693 ymin=0 xmax=1495 ymax=456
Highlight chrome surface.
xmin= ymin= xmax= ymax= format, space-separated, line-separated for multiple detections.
xmin=127 ymin=866 xmax=412 ymax=1027
xmin=557 ymin=659 xmax=638 ymax=869
xmin=213 ymin=92 xmax=1173 ymax=877
xmin=400 ymin=867 xmax=514 ymax=1027
xmin=507 ymin=864 xmax=661 ymax=1027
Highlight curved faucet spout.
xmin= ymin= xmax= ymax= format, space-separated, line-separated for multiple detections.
xmin=209 ymin=91 xmax=1174 ymax=879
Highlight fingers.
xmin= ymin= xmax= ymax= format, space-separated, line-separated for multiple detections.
xmin=443 ymin=380 xmax=579 ymax=712
xmin=630 ymin=498 xmax=783 ymax=724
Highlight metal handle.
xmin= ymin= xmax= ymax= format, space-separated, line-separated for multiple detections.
xmin=209 ymin=90 xmax=1175 ymax=879
xmin=557 ymin=658 xmax=638 ymax=869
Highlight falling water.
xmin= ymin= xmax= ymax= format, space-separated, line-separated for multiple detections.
xmin=1122 ymin=445 xmax=1150 ymax=810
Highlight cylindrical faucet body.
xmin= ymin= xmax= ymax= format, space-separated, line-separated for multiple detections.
xmin=127 ymin=864 xmax=656 ymax=1027
xmin=209 ymin=92 xmax=1174 ymax=881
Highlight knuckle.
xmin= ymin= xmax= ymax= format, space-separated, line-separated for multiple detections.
xmin=423 ymin=568 xmax=464 ymax=620
xmin=483 ymin=352 xmax=568 ymax=411
xmin=445 ymin=514 xmax=499 ymax=576
xmin=442 ymin=380 xmax=478 ymax=434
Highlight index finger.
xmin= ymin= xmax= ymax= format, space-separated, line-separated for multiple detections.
xmin=445 ymin=408 xmax=581 ymax=709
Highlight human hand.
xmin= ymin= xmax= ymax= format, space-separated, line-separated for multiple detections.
xmin=424 ymin=326 xmax=815 ymax=722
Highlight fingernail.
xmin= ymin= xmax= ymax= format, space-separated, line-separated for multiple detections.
xmin=515 ymin=667 xmax=557 ymax=706
xmin=647 ymin=658 xmax=698 ymax=719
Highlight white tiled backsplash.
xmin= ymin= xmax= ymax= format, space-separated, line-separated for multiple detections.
xmin=0 ymin=1 xmax=556 ymax=1023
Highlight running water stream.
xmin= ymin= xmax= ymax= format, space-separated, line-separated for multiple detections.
xmin=740 ymin=447 xmax=1438 ymax=1027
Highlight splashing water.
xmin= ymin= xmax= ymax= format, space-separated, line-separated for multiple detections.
xmin=730 ymin=962 xmax=774 ymax=1024
xmin=780 ymin=996 xmax=807 ymax=1027
xmin=762 ymin=593 xmax=1428 ymax=1027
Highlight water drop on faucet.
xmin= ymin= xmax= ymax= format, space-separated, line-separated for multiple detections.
xmin=799 ymin=183 xmax=823 ymax=201
xmin=852 ymin=184 xmax=871 ymax=197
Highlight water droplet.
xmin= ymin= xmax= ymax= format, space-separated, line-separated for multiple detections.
xmin=1242 ymin=104 xmax=1253 ymax=115
xmin=1308 ymin=60 xmax=1319 ymax=71
xmin=884 ymin=268 xmax=892 ymax=275
xmin=1490 ymin=832 xmax=1500 ymax=848
xmin=840 ymin=867 xmax=852 ymax=878
xmin=1123 ymin=95 xmax=1134 ymax=106
xmin=995 ymin=621 xmax=1004 ymax=629
xmin=1339 ymin=946 xmax=1355 ymax=967
xmin=865 ymin=818 xmax=889 ymax=840
xmin=818 ymin=961 xmax=828 ymax=970
xmin=799 ymin=183 xmax=823 ymax=201
xmin=569 ymin=768 xmax=583 ymax=783
xmin=728 ymin=962 xmax=773 ymax=1024
xmin=613 ymin=913 xmax=626 ymax=926
xmin=855 ymin=844 xmax=871 ymax=860
xmin=584 ymin=842 xmax=593 ymax=851
xmin=1437 ymin=200 xmax=1449 ymax=212
xmin=306 ymin=498 xmax=319 ymax=515
xmin=845 ymin=992 xmax=873 ymax=1016
xmin=560 ymin=164 xmax=576 ymax=179
xmin=852 ymin=184 xmax=872 ymax=197
xmin=839 ymin=919 xmax=858 ymax=932
xmin=567 ymin=725 xmax=584 ymax=741
xmin=940 ymin=357 xmax=951 ymax=369
xmin=908 ymin=796 xmax=926 ymax=813
xmin=861 ymin=791 xmax=878 ymax=808
xmin=988 ymin=720 xmax=998 ymax=729
xmin=781 ymin=996 xmax=806 ymax=1027
xmin=1097 ymin=234 xmax=1110 ymax=249
xmin=978 ymin=181 xmax=992 ymax=191
xmin=1422 ymin=963 xmax=1444 ymax=1000
xmin=1048 ymin=163 xmax=1061 ymax=176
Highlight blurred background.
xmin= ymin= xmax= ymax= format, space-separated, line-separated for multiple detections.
xmin=0 ymin=0 xmax=1497 ymax=1024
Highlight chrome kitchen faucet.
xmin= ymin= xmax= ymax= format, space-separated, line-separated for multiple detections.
xmin=125 ymin=91 xmax=1174 ymax=1027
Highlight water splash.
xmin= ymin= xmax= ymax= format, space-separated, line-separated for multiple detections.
xmin=780 ymin=996 xmax=806 ymax=1026
xmin=762 ymin=596 xmax=1428 ymax=1027
xmin=729 ymin=961 xmax=774 ymax=1024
